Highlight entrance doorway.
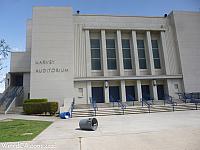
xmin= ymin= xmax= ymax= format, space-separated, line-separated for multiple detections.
xmin=125 ymin=86 xmax=135 ymax=101
xmin=11 ymin=74 xmax=23 ymax=86
xmin=141 ymin=85 xmax=150 ymax=99
xmin=92 ymin=87 xmax=104 ymax=103
xmin=109 ymin=86 xmax=120 ymax=102
xmin=157 ymin=85 xmax=165 ymax=100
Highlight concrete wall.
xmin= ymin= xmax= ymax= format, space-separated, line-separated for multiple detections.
xmin=163 ymin=14 xmax=182 ymax=75
xmin=73 ymin=14 xmax=182 ymax=78
xmin=166 ymin=79 xmax=184 ymax=99
xmin=23 ymin=73 xmax=30 ymax=100
xmin=74 ymin=81 xmax=87 ymax=104
xmin=30 ymin=7 xmax=74 ymax=105
xmin=26 ymin=19 xmax=32 ymax=51
xmin=10 ymin=51 xmax=31 ymax=73
xmin=172 ymin=11 xmax=200 ymax=92
xmin=10 ymin=7 xmax=200 ymax=106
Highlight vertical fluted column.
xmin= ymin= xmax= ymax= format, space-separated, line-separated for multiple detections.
xmin=85 ymin=30 xmax=91 ymax=77
xmin=146 ymin=31 xmax=155 ymax=75
xmin=101 ymin=30 xmax=108 ymax=76
xmin=132 ymin=31 xmax=140 ymax=76
xmin=117 ymin=30 xmax=124 ymax=76
xmin=160 ymin=31 xmax=170 ymax=75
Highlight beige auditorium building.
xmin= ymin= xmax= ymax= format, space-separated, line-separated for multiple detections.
xmin=5 ymin=7 xmax=200 ymax=109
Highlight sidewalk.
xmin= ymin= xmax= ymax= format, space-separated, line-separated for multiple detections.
xmin=0 ymin=114 xmax=57 ymax=122
xmin=0 ymin=110 xmax=200 ymax=150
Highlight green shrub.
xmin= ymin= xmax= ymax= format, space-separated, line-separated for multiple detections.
xmin=23 ymin=100 xmax=58 ymax=116
xmin=23 ymin=102 xmax=45 ymax=115
xmin=47 ymin=102 xmax=59 ymax=115
xmin=24 ymin=99 xmax=48 ymax=104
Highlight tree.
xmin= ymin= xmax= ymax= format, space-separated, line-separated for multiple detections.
xmin=0 ymin=39 xmax=10 ymax=83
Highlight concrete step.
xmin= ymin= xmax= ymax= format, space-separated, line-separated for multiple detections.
xmin=5 ymin=107 xmax=23 ymax=114
xmin=71 ymin=103 xmax=199 ymax=118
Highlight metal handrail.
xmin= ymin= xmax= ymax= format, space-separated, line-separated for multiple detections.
xmin=127 ymin=95 xmax=135 ymax=106
xmin=177 ymin=92 xmax=200 ymax=110
xmin=0 ymin=86 xmax=24 ymax=114
xmin=109 ymin=96 xmax=126 ymax=115
xmin=164 ymin=95 xmax=177 ymax=111
xmin=141 ymin=98 xmax=152 ymax=113
xmin=190 ymin=98 xmax=200 ymax=110
xmin=117 ymin=100 xmax=126 ymax=115
xmin=4 ymin=86 xmax=23 ymax=111
xmin=69 ymin=98 xmax=75 ymax=118
xmin=0 ymin=86 xmax=12 ymax=106
xmin=180 ymin=93 xmax=192 ymax=103
xmin=89 ymin=97 xmax=98 ymax=116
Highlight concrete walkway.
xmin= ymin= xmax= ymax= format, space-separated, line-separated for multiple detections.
xmin=0 ymin=110 xmax=200 ymax=150
xmin=0 ymin=114 xmax=57 ymax=122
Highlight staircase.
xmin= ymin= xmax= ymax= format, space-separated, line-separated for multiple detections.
xmin=71 ymin=102 xmax=199 ymax=118
xmin=0 ymin=86 xmax=23 ymax=114
xmin=6 ymin=106 xmax=24 ymax=114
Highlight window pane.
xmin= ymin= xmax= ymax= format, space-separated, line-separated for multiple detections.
xmin=151 ymin=40 xmax=158 ymax=48
xmin=107 ymin=59 xmax=117 ymax=69
xmin=123 ymin=49 xmax=131 ymax=58
xmin=154 ymin=59 xmax=161 ymax=69
xmin=138 ymin=49 xmax=145 ymax=58
xmin=122 ymin=39 xmax=130 ymax=48
xmin=123 ymin=59 xmax=132 ymax=69
xmin=90 ymin=39 xmax=100 ymax=48
xmin=107 ymin=49 xmax=116 ymax=58
xmin=139 ymin=59 xmax=147 ymax=69
xmin=137 ymin=40 xmax=144 ymax=48
xmin=91 ymin=59 xmax=101 ymax=70
xmin=152 ymin=48 xmax=159 ymax=58
xmin=106 ymin=39 xmax=115 ymax=48
xmin=91 ymin=49 xmax=100 ymax=58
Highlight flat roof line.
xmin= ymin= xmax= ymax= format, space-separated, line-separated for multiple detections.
xmin=73 ymin=14 xmax=165 ymax=18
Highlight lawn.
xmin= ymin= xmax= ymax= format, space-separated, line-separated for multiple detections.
xmin=0 ymin=119 xmax=52 ymax=142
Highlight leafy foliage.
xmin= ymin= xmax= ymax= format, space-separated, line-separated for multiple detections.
xmin=24 ymin=98 xmax=48 ymax=103
xmin=0 ymin=39 xmax=10 ymax=59
xmin=23 ymin=99 xmax=58 ymax=115
xmin=0 ymin=39 xmax=10 ymax=83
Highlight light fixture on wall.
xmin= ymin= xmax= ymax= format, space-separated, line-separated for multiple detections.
xmin=153 ymin=80 xmax=157 ymax=86
xmin=105 ymin=80 xmax=109 ymax=88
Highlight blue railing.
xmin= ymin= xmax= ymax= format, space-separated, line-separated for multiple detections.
xmin=141 ymin=97 xmax=153 ymax=113
xmin=117 ymin=101 xmax=126 ymax=115
xmin=164 ymin=95 xmax=177 ymax=111
xmin=69 ymin=98 xmax=75 ymax=118
xmin=110 ymin=96 xmax=126 ymax=115
xmin=90 ymin=97 xmax=98 ymax=116
xmin=180 ymin=93 xmax=192 ymax=103
xmin=190 ymin=98 xmax=199 ymax=110
xmin=178 ymin=92 xmax=200 ymax=110
xmin=127 ymin=95 xmax=135 ymax=106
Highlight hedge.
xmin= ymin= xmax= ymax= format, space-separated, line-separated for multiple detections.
xmin=23 ymin=99 xmax=58 ymax=116
xmin=24 ymin=99 xmax=48 ymax=103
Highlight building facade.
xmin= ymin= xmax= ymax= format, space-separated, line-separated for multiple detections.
xmin=7 ymin=7 xmax=200 ymax=108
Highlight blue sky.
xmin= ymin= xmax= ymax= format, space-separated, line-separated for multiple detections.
xmin=0 ymin=0 xmax=199 ymax=92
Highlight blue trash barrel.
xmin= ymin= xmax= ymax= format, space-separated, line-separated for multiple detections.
xmin=60 ymin=112 xmax=70 ymax=119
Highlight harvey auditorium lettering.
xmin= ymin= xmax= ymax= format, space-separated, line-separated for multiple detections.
xmin=35 ymin=59 xmax=68 ymax=73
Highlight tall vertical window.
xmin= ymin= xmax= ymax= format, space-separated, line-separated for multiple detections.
xmin=122 ymin=39 xmax=132 ymax=69
xmin=151 ymin=40 xmax=161 ymax=69
xmin=137 ymin=40 xmax=147 ymax=69
xmin=90 ymin=39 xmax=101 ymax=70
xmin=106 ymin=39 xmax=117 ymax=70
